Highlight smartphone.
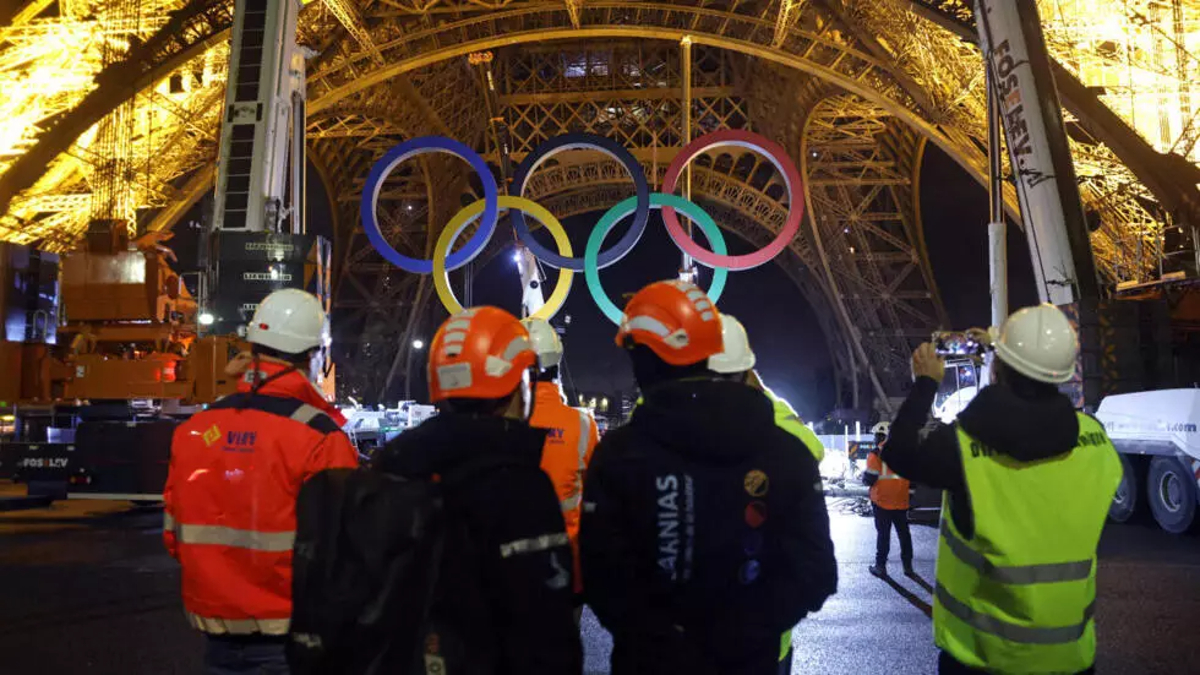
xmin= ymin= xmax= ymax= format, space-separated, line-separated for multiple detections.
xmin=933 ymin=331 xmax=990 ymax=358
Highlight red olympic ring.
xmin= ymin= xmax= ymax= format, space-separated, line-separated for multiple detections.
xmin=661 ymin=129 xmax=806 ymax=271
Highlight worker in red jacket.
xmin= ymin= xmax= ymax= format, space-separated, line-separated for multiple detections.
xmin=163 ymin=288 xmax=358 ymax=675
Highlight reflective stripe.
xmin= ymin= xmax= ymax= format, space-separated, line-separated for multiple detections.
xmin=177 ymin=524 xmax=295 ymax=552
xmin=163 ymin=512 xmax=176 ymax=532
xmin=864 ymin=468 xmax=881 ymax=476
xmin=935 ymin=584 xmax=1093 ymax=645
xmin=187 ymin=612 xmax=289 ymax=636
xmin=877 ymin=475 xmax=905 ymax=481
xmin=289 ymin=404 xmax=322 ymax=426
xmin=499 ymin=532 xmax=570 ymax=558
xmin=940 ymin=521 xmax=1093 ymax=584
xmin=560 ymin=493 xmax=582 ymax=512
xmin=622 ymin=315 xmax=670 ymax=337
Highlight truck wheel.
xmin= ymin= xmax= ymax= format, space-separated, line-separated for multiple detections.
xmin=1147 ymin=456 xmax=1197 ymax=534
xmin=1109 ymin=454 xmax=1139 ymax=523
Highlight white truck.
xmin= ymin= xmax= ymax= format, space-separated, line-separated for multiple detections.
xmin=1095 ymin=390 xmax=1200 ymax=534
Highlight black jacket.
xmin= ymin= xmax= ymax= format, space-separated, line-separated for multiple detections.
xmin=881 ymin=377 xmax=1080 ymax=537
xmin=372 ymin=413 xmax=582 ymax=675
xmin=581 ymin=379 xmax=837 ymax=675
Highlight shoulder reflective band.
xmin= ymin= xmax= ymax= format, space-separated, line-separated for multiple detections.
xmin=936 ymin=584 xmax=1094 ymax=645
xmin=510 ymin=132 xmax=651 ymax=271
xmin=586 ymin=193 xmax=728 ymax=324
xmin=661 ymin=129 xmax=805 ymax=271
xmin=176 ymin=524 xmax=296 ymax=552
xmin=433 ymin=196 xmax=574 ymax=320
xmin=361 ymin=136 xmax=499 ymax=274
xmin=940 ymin=521 xmax=1093 ymax=584
xmin=499 ymin=532 xmax=570 ymax=558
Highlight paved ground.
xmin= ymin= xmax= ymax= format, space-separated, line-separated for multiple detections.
xmin=1 ymin=494 xmax=1197 ymax=674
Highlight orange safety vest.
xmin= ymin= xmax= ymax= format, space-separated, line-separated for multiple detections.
xmin=866 ymin=447 xmax=910 ymax=510
xmin=529 ymin=380 xmax=597 ymax=592
xmin=163 ymin=361 xmax=359 ymax=635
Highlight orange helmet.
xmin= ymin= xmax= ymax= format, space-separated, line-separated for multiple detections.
xmin=614 ymin=280 xmax=723 ymax=366
xmin=428 ymin=306 xmax=537 ymax=402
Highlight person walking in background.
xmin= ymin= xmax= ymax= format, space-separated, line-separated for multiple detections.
xmin=164 ymin=289 xmax=358 ymax=675
xmin=581 ymin=280 xmax=836 ymax=675
xmin=371 ymin=307 xmax=582 ymax=675
xmin=523 ymin=316 xmax=599 ymax=615
xmin=863 ymin=421 xmax=914 ymax=578
xmin=883 ymin=305 xmax=1122 ymax=675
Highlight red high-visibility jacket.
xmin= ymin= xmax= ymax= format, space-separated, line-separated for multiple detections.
xmin=163 ymin=360 xmax=358 ymax=635
xmin=529 ymin=381 xmax=597 ymax=592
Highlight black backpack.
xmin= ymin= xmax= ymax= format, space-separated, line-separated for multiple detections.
xmin=287 ymin=456 xmax=516 ymax=675
xmin=288 ymin=468 xmax=445 ymax=675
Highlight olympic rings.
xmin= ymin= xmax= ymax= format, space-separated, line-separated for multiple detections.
xmin=510 ymin=133 xmax=651 ymax=271
xmin=361 ymin=136 xmax=499 ymax=274
xmin=585 ymin=194 xmax=729 ymax=325
xmin=433 ymin=196 xmax=574 ymax=321
xmin=661 ymin=129 xmax=805 ymax=271
xmin=360 ymin=132 xmax=804 ymax=320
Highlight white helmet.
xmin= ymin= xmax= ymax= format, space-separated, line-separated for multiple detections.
xmin=246 ymin=289 xmax=328 ymax=355
xmin=871 ymin=421 xmax=891 ymax=436
xmin=993 ymin=304 xmax=1078 ymax=384
xmin=521 ymin=317 xmax=563 ymax=370
xmin=708 ymin=314 xmax=757 ymax=374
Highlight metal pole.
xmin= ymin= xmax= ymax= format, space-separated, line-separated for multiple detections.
xmin=291 ymin=91 xmax=306 ymax=235
xmin=680 ymin=36 xmax=695 ymax=277
xmin=986 ymin=64 xmax=1008 ymax=329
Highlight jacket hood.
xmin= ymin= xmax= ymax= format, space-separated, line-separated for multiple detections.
xmin=237 ymin=359 xmax=346 ymax=426
xmin=956 ymin=384 xmax=1079 ymax=461
xmin=632 ymin=378 xmax=777 ymax=462
xmin=381 ymin=412 xmax=547 ymax=478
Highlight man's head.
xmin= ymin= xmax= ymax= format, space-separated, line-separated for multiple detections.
xmin=991 ymin=304 xmax=1078 ymax=399
xmin=245 ymin=288 xmax=329 ymax=379
xmin=707 ymin=313 xmax=756 ymax=383
xmin=871 ymin=421 xmax=890 ymax=445
xmin=522 ymin=317 xmax=564 ymax=383
xmin=428 ymin=306 xmax=538 ymax=420
xmin=614 ymin=280 xmax=724 ymax=390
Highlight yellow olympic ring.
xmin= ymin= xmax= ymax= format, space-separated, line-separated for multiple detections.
xmin=433 ymin=196 xmax=574 ymax=320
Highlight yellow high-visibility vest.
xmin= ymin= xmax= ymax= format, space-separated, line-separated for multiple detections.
xmin=934 ymin=413 xmax=1121 ymax=673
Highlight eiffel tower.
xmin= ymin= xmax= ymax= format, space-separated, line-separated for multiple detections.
xmin=1 ymin=0 xmax=1198 ymax=406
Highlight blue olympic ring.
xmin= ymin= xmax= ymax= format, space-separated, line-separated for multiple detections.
xmin=510 ymin=133 xmax=651 ymax=271
xmin=360 ymin=136 xmax=499 ymax=275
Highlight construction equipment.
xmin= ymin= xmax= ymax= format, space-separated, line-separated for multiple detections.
xmin=1096 ymin=389 xmax=1200 ymax=534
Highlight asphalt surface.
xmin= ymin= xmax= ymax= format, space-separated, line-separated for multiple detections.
xmin=0 ymin=496 xmax=1197 ymax=675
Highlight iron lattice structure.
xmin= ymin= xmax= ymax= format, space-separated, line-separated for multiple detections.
xmin=2 ymin=0 xmax=1200 ymax=405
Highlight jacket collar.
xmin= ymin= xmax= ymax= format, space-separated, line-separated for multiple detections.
xmin=238 ymin=359 xmax=347 ymax=427
xmin=535 ymin=380 xmax=567 ymax=407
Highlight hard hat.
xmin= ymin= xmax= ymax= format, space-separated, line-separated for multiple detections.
xmin=521 ymin=317 xmax=564 ymax=370
xmin=993 ymin=304 xmax=1078 ymax=384
xmin=708 ymin=313 xmax=756 ymax=374
xmin=428 ymin=306 xmax=537 ymax=402
xmin=246 ymin=289 xmax=328 ymax=355
xmin=614 ymin=280 xmax=723 ymax=366
xmin=871 ymin=421 xmax=891 ymax=436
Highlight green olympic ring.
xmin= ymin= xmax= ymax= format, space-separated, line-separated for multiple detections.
xmin=585 ymin=193 xmax=728 ymax=324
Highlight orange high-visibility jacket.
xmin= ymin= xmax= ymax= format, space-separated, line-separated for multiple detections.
xmin=163 ymin=361 xmax=358 ymax=635
xmin=866 ymin=446 xmax=910 ymax=510
xmin=529 ymin=381 xmax=598 ymax=590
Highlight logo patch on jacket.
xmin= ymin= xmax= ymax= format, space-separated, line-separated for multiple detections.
xmin=743 ymin=469 xmax=769 ymax=497
xmin=202 ymin=425 xmax=221 ymax=447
